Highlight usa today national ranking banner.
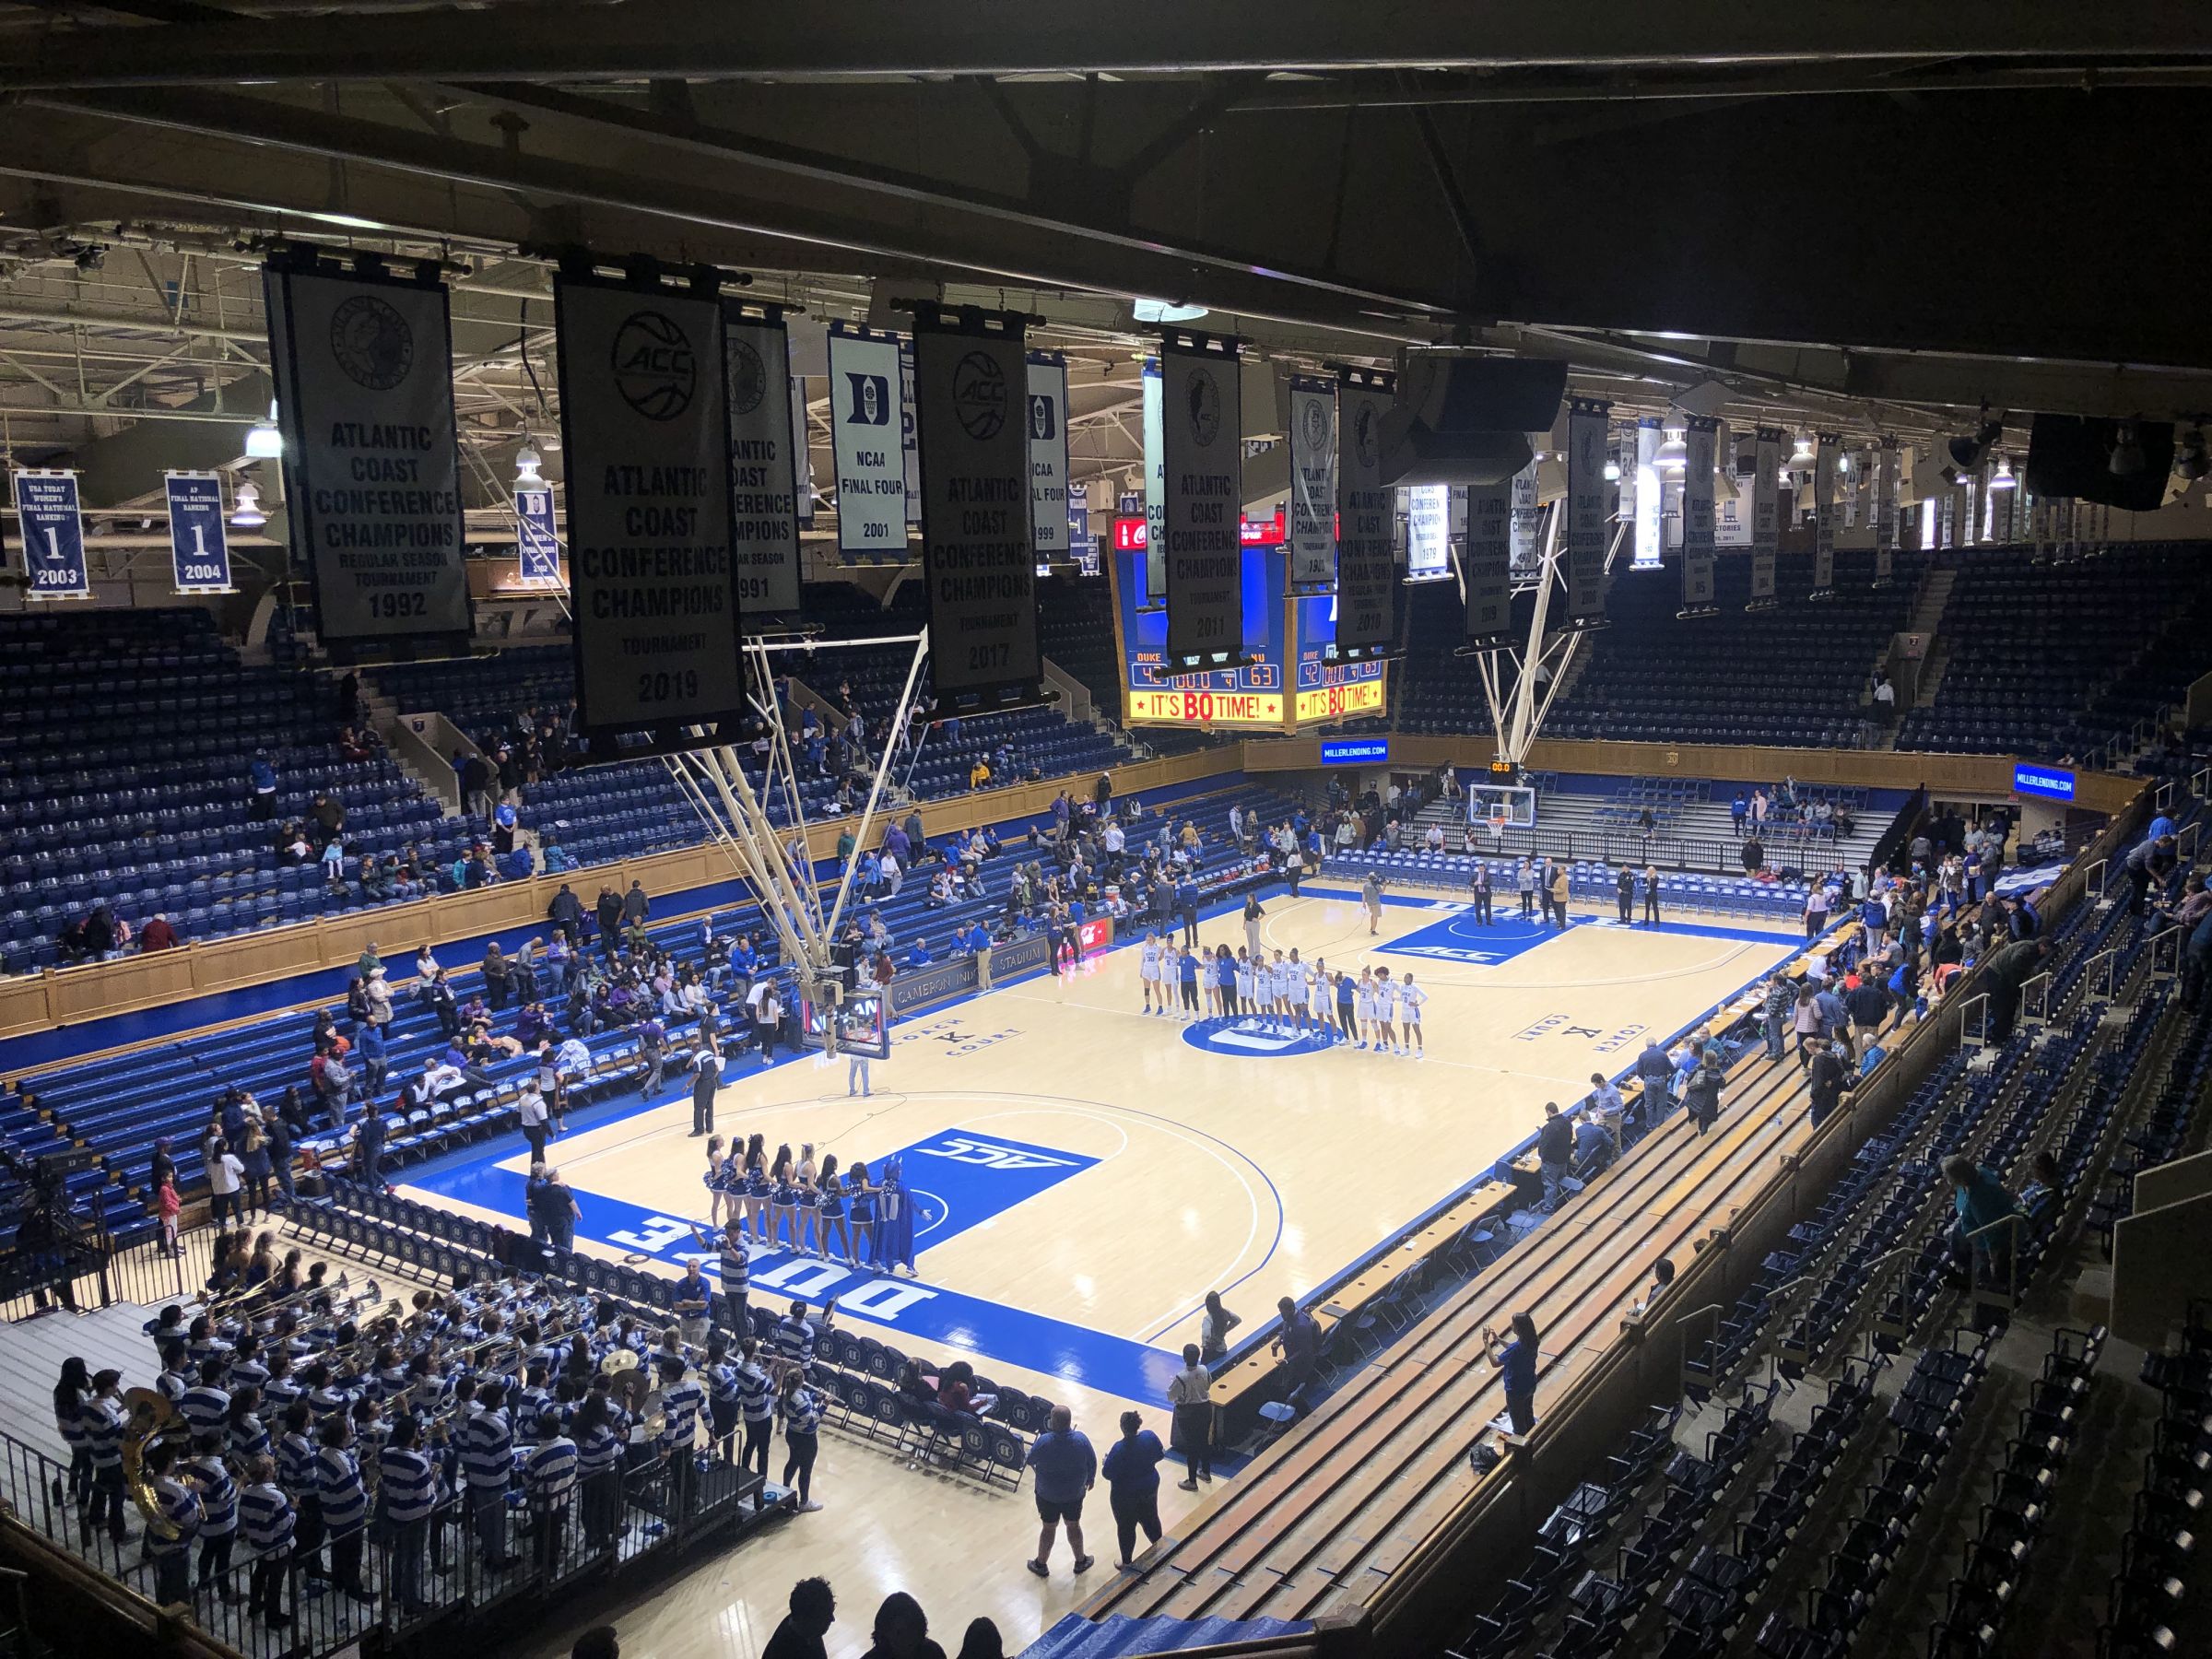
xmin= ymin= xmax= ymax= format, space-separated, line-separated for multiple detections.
xmin=12 ymin=469 xmax=88 ymax=599
xmin=1287 ymin=374 xmax=1337 ymax=589
xmin=828 ymin=322 xmax=906 ymax=555
xmin=1026 ymin=351 xmax=1071 ymax=558
xmin=1679 ymin=414 xmax=1719 ymax=616
xmin=1564 ymin=395 xmax=1611 ymax=628
xmin=722 ymin=300 xmax=803 ymax=619
xmin=912 ymin=305 xmax=1041 ymax=703
xmin=1332 ymin=365 xmax=1396 ymax=658
xmin=165 ymin=472 xmax=234 ymax=594
xmin=1748 ymin=428 xmax=1783 ymax=611
xmin=262 ymin=254 xmax=471 ymax=649
xmin=1159 ymin=330 xmax=1245 ymax=666
xmin=553 ymin=267 xmax=746 ymax=747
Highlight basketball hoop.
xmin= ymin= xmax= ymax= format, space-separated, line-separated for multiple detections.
xmin=1488 ymin=807 xmax=1509 ymax=840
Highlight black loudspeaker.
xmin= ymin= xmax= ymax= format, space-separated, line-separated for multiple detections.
xmin=2025 ymin=414 xmax=2175 ymax=512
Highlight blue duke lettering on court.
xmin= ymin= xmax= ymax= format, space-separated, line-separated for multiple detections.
xmin=404 ymin=1127 xmax=1194 ymax=1400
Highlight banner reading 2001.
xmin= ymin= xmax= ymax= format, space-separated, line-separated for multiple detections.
xmin=263 ymin=255 xmax=471 ymax=646
xmin=1159 ymin=331 xmax=1244 ymax=665
xmin=828 ymin=323 xmax=906 ymax=554
xmin=553 ymin=269 xmax=746 ymax=745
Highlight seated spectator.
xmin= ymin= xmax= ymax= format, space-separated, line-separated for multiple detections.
xmin=359 ymin=854 xmax=395 ymax=901
xmin=908 ymin=937 xmax=934 ymax=968
xmin=276 ymin=822 xmax=313 ymax=865
xmin=140 ymin=912 xmax=180 ymax=952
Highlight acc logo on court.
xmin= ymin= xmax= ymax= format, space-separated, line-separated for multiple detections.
xmin=1182 ymin=1017 xmax=1335 ymax=1060
xmin=610 ymin=311 xmax=696 ymax=420
xmin=915 ymin=1136 xmax=1077 ymax=1171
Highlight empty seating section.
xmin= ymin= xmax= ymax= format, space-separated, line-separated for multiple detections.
xmin=1395 ymin=550 xmax=1920 ymax=747
xmin=1899 ymin=543 xmax=2212 ymax=761
xmin=2112 ymin=1303 xmax=2212 ymax=1657
xmin=0 ymin=608 xmax=453 ymax=972
xmin=1039 ymin=574 xmax=1125 ymax=722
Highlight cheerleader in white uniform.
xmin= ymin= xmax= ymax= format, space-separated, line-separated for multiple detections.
xmin=702 ymin=1136 xmax=730 ymax=1228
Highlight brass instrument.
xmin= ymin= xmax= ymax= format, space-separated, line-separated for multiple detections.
xmin=598 ymin=1347 xmax=640 ymax=1376
xmin=120 ymin=1387 xmax=187 ymax=1541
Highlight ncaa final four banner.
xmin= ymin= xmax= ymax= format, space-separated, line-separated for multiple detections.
xmin=722 ymin=300 xmax=803 ymax=620
xmin=1678 ymin=414 xmax=1720 ymax=617
xmin=12 ymin=469 xmax=89 ymax=599
xmin=1332 ymin=364 xmax=1396 ymax=658
xmin=1811 ymin=430 xmax=1839 ymax=598
xmin=1159 ymin=330 xmax=1246 ymax=667
xmin=1464 ymin=481 xmax=1512 ymax=644
xmin=827 ymin=322 xmax=906 ymax=555
xmin=515 ymin=484 xmax=561 ymax=583
xmin=910 ymin=304 xmax=1041 ymax=703
xmin=263 ymin=253 xmax=472 ymax=650
xmin=1875 ymin=438 xmax=1900 ymax=583
xmin=552 ymin=265 xmax=747 ymax=748
xmin=165 ymin=472 xmax=234 ymax=594
xmin=1748 ymin=427 xmax=1783 ymax=611
xmin=1564 ymin=395 xmax=1611 ymax=629
xmin=1026 ymin=351 xmax=1071 ymax=558
xmin=1287 ymin=374 xmax=1337 ymax=590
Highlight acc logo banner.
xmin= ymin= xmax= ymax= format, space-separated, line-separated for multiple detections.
xmin=914 ymin=1136 xmax=1080 ymax=1171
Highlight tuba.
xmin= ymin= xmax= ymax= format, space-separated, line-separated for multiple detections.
xmin=120 ymin=1387 xmax=187 ymax=1541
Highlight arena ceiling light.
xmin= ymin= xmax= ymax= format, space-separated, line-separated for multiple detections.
xmin=1653 ymin=426 xmax=1687 ymax=473
xmin=514 ymin=440 xmax=545 ymax=485
xmin=2175 ymin=428 xmax=2209 ymax=482
xmin=2108 ymin=421 xmax=2147 ymax=477
xmin=1945 ymin=409 xmax=2005 ymax=474
xmin=1131 ymin=298 xmax=1208 ymax=324
xmin=1989 ymin=454 xmax=2018 ymax=488
xmin=244 ymin=402 xmax=284 ymax=459
xmin=229 ymin=478 xmax=265 ymax=529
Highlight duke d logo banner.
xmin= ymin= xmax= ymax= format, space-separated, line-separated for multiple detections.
xmin=263 ymin=253 xmax=471 ymax=647
xmin=828 ymin=322 xmax=905 ymax=554
xmin=1332 ymin=366 xmax=1396 ymax=657
xmin=911 ymin=305 xmax=1041 ymax=703
xmin=1159 ymin=330 xmax=1245 ymax=666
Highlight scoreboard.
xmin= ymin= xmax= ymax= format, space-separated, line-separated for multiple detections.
xmin=1108 ymin=528 xmax=1387 ymax=734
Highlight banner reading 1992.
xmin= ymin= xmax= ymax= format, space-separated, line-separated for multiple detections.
xmin=1287 ymin=375 xmax=1336 ymax=589
xmin=263 ymin=255 xmax=471 ymax=647
xmin=912 ymin=305 xmax=1040 ymax=702
xmin=1332 ymin=365 xmax=1396 ymax=657
xmin=553 ymin=268 xmax=746 ymax=745
xmin=165 ymin=472 xmax=234 ymax=594
xmin=12 ymin=469 xmax=88 ymax=600
xmin=1159 ymin=330 xmax=1245 ymax=666
xmin=828 ymin=323 xmax=906 ymax=555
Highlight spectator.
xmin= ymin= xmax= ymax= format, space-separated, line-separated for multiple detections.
xmin=1535 ymin=1101 xmax=1573 ymax=1209
xmin=953 ymin=1620 xmax=1005 ymax=1659
xmin=1168 ymin=1343 xmax=1212 ymax=1488
xmin=1024 ymin=1406 xmax=1097 ymax=1578
xmin=1271 ymin=1295 xmax=1323 ymax=1418
xmin=621 ymin=880 xmax=652 ymax=949
xmin=1483 ymin=1311 xmax=1541 ymax=1436
xmin=141 ymin=912 xmax=180 ymax=951
xmin=1681 ymin=1056 xmax=1724 ymax=1134
xmin=248 ymin=748 xmax=279 ymax=819
xmin=762 ymin=1577 xmax=837 ymax=1659
xmin=1807 ymin=1039 xmax=1853 ymax=1129
xmin=1635 ymin=1037 xmax=1673 ymax=1124
xmin=1101 ymin=1410 xmax=1166 ymax=1571
xmin=1942 ymin=1155 xmax=2023 ymax=1289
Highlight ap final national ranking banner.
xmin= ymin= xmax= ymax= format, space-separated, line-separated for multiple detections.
xmin=165 ymin=472 xmax=234 ymax=594
xmin=553 ymin=264 xmax=747 ymax=751
xmin=262 ymin=251 xmax=472 ymax=651
xmin=911 ymin=303 xmax=1041 ymax=706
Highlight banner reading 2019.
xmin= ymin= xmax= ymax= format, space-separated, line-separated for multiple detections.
xmin=263 ymin=253 xmax=471 ymax=648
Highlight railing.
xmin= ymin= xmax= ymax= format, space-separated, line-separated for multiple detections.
xmin=0 ymin=1194 xmax=194 ymax=1324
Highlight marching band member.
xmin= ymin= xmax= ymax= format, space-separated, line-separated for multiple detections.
xmin=312 ymin=1413 xmax=373 ymax=1605
xmin=777 ymin=1368 xmax=824 ymax=1513
xmin=142 ymin=1441 xmax=202 ymax=1608
xmin=378 ymin=1412 xmax=438 ymax=1614
xmin=524 ymin=1414 xmax=579 ymax=1573
xmin=238 ymin=1454 xmax=295 ymax=1631
xmin=185 ymin=1430 xmax=240 ymax=1602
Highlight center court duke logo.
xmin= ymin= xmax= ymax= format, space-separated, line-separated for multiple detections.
xmin=1182 ymin=1015 xmax=1335 ymax=1059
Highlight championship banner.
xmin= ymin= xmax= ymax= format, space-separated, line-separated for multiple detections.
xmin=791 ymin=377 xmax=816 ymax=525
xmin=1679 ymin=415 xmax=1719 ymax=616
xmin=1026 ymin=352 xmax=1071 ymax=558
xmin=1875 ymin=438 xmax=1900 ymax=582
xmin=552 ymin=267 xmax=746 ymax=746
xmin=1564 ymin=395 xmax=1611 ymax=628
xmin=912 ymin=304 xmax=1041 ymax=703
xmin=1159 ymin=330 xmax=1245 ymax=665
xmin=1465 ymin=482 xmax=1512 ymax=643
xmin=515 ymin=484 xmax=561 ymax=583
xmin=1287 ymin=374 xmax=1337 ymax=589
xmin=164 ymin=471 xmax=234 ymax=594
xmin=723 ymin=301 xmax=803 ymax=618
xmin=1140 ymin=357 xmax=1167 ymax=604
xmin=262 ymin=255 xmax=471 ymax=647
xmin=1748 ymin=427 xmax=1782 ymax=610
xmin=1810 ymin=430 xmax=1839 ymax=597
xmin=827 ymin=322 xmax=906 ymax=554
xmin=12 ymin=469 xmax=89 ymax=600
xmin=1332 ymin=365 xmax=1396 ymax=658
xmin=900 ymin=340 xmax=921 ymax=525
xmin=1406 ymin=485 xmax=1452 ymax=582
xmin=1509 ymin=457 xmax=1543 ymax=580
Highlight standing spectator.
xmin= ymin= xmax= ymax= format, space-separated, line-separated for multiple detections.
xmin=535 ymin=1168 xmax=579 ymax=1254
xmin=1548 ymin=862 xmax=1571 ymax=929
xmin=1536 ymin=1101 xmax=1573 ymax=1209
xmin=1943 ymin=1155 xmax=2023 ymax=1289
xmin=1101 ymin=1410 xmax=1166 ymax=1571
xmin=1635 ymin=1037 xmax=1673 ymax=1125
xmin=1198 ymin=1289 xmax=1240 ymax=1365
xmin=594 ymin=887 xmax=623 ymax=959
xmin=353 ymin=1109 xmax=386 ymax=1189
xmin=517 ymin=1078 xmax=551 ymax=1166
xmin=1168 ymin=1344 xmax=1212 ymax=1489
xmin=1614 ymin=865 xmax=1634 ymax=923
xmin=206 ymin=1137 xmax=245 ymax=1227
xmin=1023 ymin=1406 xmax=1097 ymax=1577
xmin=762 ymin=1577 xmax=837 ymax=1659
xmin=1587 ymin=1074 xmax=1625 ymax=1154
xmin=248 ymin=749 xmax=277 ymax=820
xmin=1272 ymin=1296 xmax=1323 ymax=1418
xmin=690 ymin=1032 xmax=724 ymax=1135
xmin=1483 ymin=1312 xmax=1541 ymax=1436
xmin=621 ymin=880 xmax=652 ymax=950
xmin=1681 ymin=1055 xmax=1724 ymax=1134
xmin=1642 ymin=865 xmax=1661 ymax=926
xmin=1807 ymin=1039 xmax=1854 ymax=1129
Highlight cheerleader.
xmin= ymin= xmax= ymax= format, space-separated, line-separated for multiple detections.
xmin=702 ymin=1136 xmax=729 ymax=1228
xmin=817 ymin=1155 xmax=850 ymax=1263
xmin=845 ymin=1161 xmax=877 ymax=1266
xmin=794 ymin=1174 xmax=821 ymax=1258
xmin=741 ymin=1135 xmax=771 ymax=1245
xmin=1138 ymin=932 xmax=1163 ymax=1016
xmin=768 ymin=1145 xmax=797 ymax=1252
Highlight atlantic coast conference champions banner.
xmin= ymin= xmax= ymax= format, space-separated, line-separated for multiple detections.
xmin=911 ymin=305 xmax=1041 ymax=702
xmin=1465 ymin=481 xmax=1512 ymax=643
xmin=1027 ymin=351 xmax=1071 ymax=558
xmin=1332 ymin=365 xmax=1395 ymax=657
xmin=553 ymin=269 xmax=747 ymax=743
xmin=1679 ymin=414 xmax=1719 ymax=614
xmin=722 ymin=300 xmax=803 ymax=618
xmin=1748 ymin=427 xmax=1783 ymax=609
xmin=263 ymin=256 xmax=471 ymax=647
xmin=828 ymin=322 xmax=906 ymax=555
xmin=1159 ymin=331 xmax=1245 ymax=665
xmin=1287 ymin=375 xmax=1337 ymax=589
xmin=1564 ymin=395 xmax=1611 ymax=627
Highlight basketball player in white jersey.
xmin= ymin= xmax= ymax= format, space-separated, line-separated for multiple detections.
xmin=1399 ymin=971 xmax=1427 ymax=1057
xmin=1372 ymin=966 xmax=1400 ymax=1056
xmin=1139 ymin=932 xmax=1164 ymax=1016
xmin=1269 ymin=949 xmax=1292 ymax=1031
xmin=1285 ymin=948 xmax=1311 ymax=1031
xmin=1354 ymin=968 xmax=1378 ymax=1050
xmin=1234 ymin=949 xmax=1256 ymax=1020
xmin=1308 ymin=955 xmax=1333 ymax=1038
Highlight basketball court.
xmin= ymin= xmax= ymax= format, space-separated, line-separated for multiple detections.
xmin=396 ymin=883 xmax=1801 ymax=1417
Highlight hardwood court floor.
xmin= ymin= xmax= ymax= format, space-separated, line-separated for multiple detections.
xmin=412 ymin=888 xmax=1797 ymax=1659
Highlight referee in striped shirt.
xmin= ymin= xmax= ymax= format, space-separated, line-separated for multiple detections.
xmin=378 ymin=1414 xmax=439 ymax=1612
xmin=239 ymin=1455 xmax=295 ymax=1630
xmin=461 ymin=1381 xmax=519 ymax=1570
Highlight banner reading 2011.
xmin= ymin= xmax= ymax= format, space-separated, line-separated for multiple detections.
xmin=828 ymin=323 xmax=905 ymax=555
xmin=1159 ymin=331 xmax=1244 ymax=665
xmin=263 ymin=253 xmax=471 ymax=647
xmin=912 ymin=304 xmax=1040 ymax=702
xmin=553 ymin=267 xmax=746 ymax=747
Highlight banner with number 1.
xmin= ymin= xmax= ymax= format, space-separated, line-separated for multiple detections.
xmin=165 ymin=472 xmax=235 ymax=594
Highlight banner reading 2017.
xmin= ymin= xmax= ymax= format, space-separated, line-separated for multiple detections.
xmin=263 ymin=253 xmax=471 ymax=648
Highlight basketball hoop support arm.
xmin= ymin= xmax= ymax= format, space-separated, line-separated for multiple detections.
xmin=1488 ymin=514 xmax=1629 ymax=767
